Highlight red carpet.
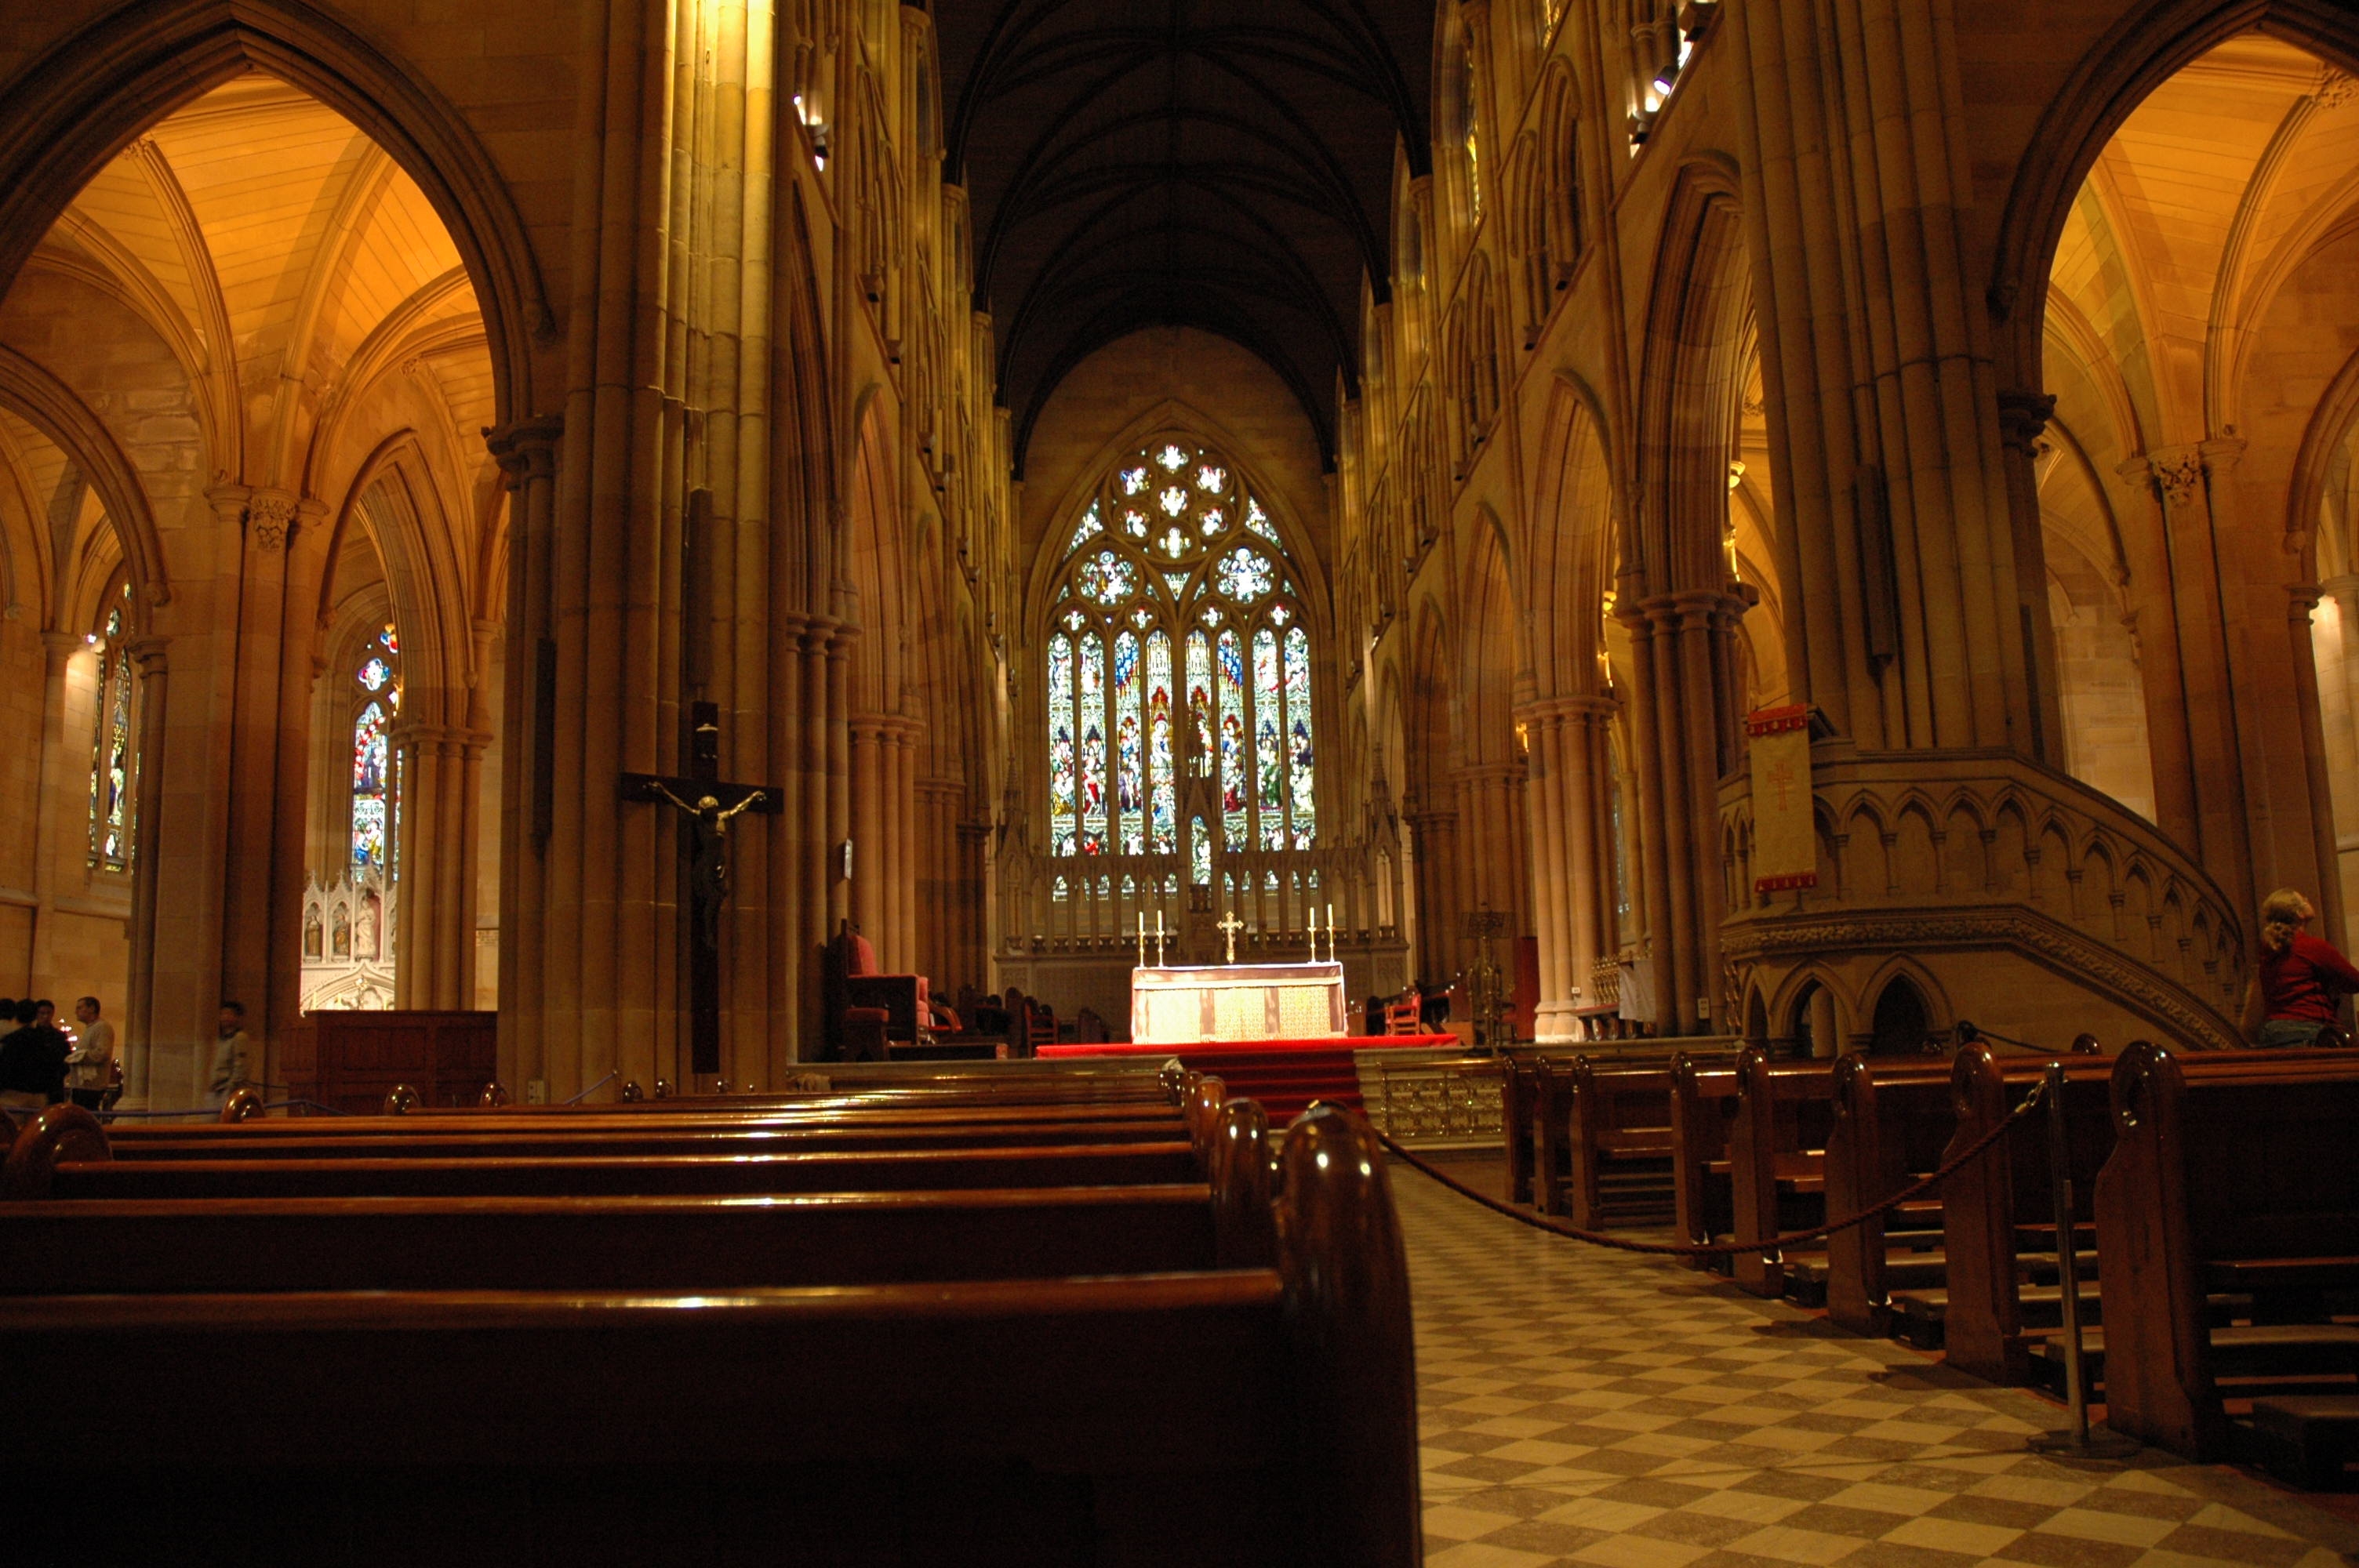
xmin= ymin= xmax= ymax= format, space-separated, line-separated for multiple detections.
xmin=1036 ymin=1035 xmax=1458 ymax=1122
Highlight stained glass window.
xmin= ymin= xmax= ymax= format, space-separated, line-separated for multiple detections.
xmin=1113 ymin=631 xmax=1143 ymax=853
xmin=352 ymin=701 xmax=391 ymax=868
xmin=1214 ymin=547 xmax=1274 ymax=603
xmin=86 ymin=582 xmax=137 ymax=873
xmin=1041 ymin=437 xmax=1319 ymax=866
xmin=1048 ymin=634 xmax=1076 ymax=855
xmin=1147 ymin=631 xmax=1176 ymax=853
xmin=1186 ymin=631 xmax=1214 ymax=777
xmin=1253 ymin=629 xmax=1285 ymax=848
xmin=1217 ymin=628 xmax=1246 ymax=845
xmin=1285 ymin=626 xmax=1316 ymax=847
xmin=351 ymin=622 xmax=404 ymax=873
xmin=1078 ymin=633 xmax=1107 ymax=854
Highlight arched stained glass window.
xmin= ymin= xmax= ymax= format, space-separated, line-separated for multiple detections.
xmin=351 ymin=622 xmax=402 ymax=872
xmin=87 ymin=580 xmax=137 ymax=873
xmin=1041 ymin=437 xmax=1318 ymax=860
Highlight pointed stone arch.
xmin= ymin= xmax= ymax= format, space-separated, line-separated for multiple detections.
xmin=0 ymin=0 xmax=549 ymax=426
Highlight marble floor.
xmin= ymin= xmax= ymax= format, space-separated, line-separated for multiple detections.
xmin=1394 ymin=1160 xmax=2359 ymax=1568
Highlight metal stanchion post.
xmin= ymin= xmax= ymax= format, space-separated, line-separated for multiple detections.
xmin=2029 ymin=1060 xmax=2139 ymax=1459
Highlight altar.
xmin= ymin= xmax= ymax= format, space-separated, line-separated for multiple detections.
xmin=1130 ymin=961 xmax=1347 ymax=1044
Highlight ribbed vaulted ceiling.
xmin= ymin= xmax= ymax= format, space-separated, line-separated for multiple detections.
xmin=936 ymin=0 xmax=1433 ymax=470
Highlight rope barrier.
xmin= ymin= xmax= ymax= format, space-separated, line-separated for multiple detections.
xmin=1373 ymin=1075 xmax=2047 ymax=1259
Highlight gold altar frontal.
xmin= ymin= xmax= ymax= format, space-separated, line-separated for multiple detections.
xmin=1129 ymin=961 xmax=1348 ymax=1044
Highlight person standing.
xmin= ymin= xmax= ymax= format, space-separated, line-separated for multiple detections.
xmin=0 ymin=999 xmax=64 ymax=1109
xmin=66 ymin=996 xmax=115 ymax=1112
xmin=2246 ymin=889 xmax=2359 ymax=1047
xmin=208 ymin=1001 xmax=253 ymax=1109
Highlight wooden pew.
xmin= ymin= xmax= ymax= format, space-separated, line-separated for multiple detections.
xmin=1670 ymin=1053 xmax=1738 ymax=1269
xmin=0 ymin=1186 xmax=1229 ymax=1294
xmin=7 ymin=1134 xmax=1205 ymax=1201
xmin=1914 ymin=1045 xmax=2115 ymax=1380
xmin=1500 ymin=1057 xmax=1539 ymax=1205
xmin=0 ymin=1102 xmax=1419 ymax=1567
xmin=1728 ymin=1048 xmax=1835 ymax=1298
xmin=2094 ymin=1042 xmax=2359 ymax=1461
xmin=1555 ymin=1056 xmax=1679 ymax=1229
xmin=100 ymin=1115 xmax=1190 ymax=1161
xmin=1817 ymin=1054 xmax=1958 ymax=1334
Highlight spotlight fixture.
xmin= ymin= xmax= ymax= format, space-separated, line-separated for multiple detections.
xmin=1653 ymin=64 xmax=1679 ymax=96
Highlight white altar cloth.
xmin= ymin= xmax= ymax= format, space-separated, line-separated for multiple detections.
xmin=1129 ymin=961 xmax=1347 ymax=1044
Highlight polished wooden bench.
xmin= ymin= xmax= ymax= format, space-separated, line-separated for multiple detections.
xmin=2094 ymin=1042 xmax=2359 ymax=1461
xmin=1670 ymin=1054 xmax=1738 ymax=1269
xmin=0 ymin=1185 xmax=1237 ymax=1294
xmin=1819 ymin=1054 xmax=1957 ymax=1334
xmin=1907 ymin=1046 xmax=2115 ymax=1379
xmin=1554 ymin=1056 xmax=1679 ymax=1229
xmin=8 ymin=1134 xmax=1207 ymax=1200
xmin=101 ymin=1115 xmax=1190 ymax=1160
xmin=1728 ymin=1049 xmax=1835 ymax=1298
xmin=0 ymin=1102 xmax=1416 ymax=1567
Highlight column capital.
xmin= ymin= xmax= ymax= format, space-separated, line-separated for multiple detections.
xmin=2288 ymin=582 xmax=2327 ymax=620
xmin=125 ymin=636 xmax=169 ymax=676
xmin=2123 ymin=446 xmax=2206 ymax=513
xmin=485 ymin=415 xmax=563 ymax=486
xmin=1996 ymin=390 xmax=2057 ymax=453
xmin=1515 ymin=692 xmax=1618 ymax=724
xmin=243 ymin=489 xmax=300 ymax=554
xmin=41 ymin=628 xmax=83 ymax=659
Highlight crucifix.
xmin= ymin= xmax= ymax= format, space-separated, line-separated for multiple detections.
xmin=1217 ymin=909 xmax=1245 ymax=964
xmin=622 ymin=699 xmax=781 ymax=1076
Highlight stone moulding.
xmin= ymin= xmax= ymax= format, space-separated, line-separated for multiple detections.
xmin=1721 ymin=905 xmax=2238 ymax=1053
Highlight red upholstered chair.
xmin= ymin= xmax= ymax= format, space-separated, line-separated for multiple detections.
xmin=823 ymin=921 xmax=949 ymax=1054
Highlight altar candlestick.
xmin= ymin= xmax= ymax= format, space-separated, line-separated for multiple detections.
xmin=1155 ymin=909 xmax=1166 ymax=966
xmin=1136 ymin=911 xmax=1146 ymax=967
xmin=1327 ymin=903 xmax=1336 ymax=961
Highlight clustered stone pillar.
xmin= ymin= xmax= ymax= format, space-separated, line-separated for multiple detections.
xmin=122 ymin=636 xmax=168 ymax=1100
xmin=1518 ymin=695 xmax=1615 ymax=1040
xmin=1621 ymin=591 xmax=1744 ymax=1034
xmin=1405 ymin=804 xmax=1459 ymax=986
xmin=394 ymin=721 xmax=490 ymax=1009
xmin=2287 ymin=585 xmax=2349 ymax=949
xmin=24 ymin=633 xmax=80 ymax=1003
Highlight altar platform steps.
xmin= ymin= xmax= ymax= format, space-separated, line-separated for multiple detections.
xmin=1037 ymin=1036 xmax=1458 ymax=1124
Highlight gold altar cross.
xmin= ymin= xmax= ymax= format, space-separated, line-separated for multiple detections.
xmin=1217 ymin=909 xmax=1245 ymax=963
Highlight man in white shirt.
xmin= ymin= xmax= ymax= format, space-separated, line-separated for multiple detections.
xmin=67 ymin=996 xmax=115 ymax=1112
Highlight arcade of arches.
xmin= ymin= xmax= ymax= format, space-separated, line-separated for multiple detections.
xmin=2 ymin=0 xmax=2358 ymax=1107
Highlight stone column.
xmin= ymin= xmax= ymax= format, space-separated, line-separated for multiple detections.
xmin=1519 ymin=695 xmax=1614 ymax=1040
xmin=761 ymin=611 xmax=811 ymax=1080
xmin=220 ymin=490 xmax=300 ymax=1078
xmin=121 ymin=636 xmax=169 ymax=1102
xmin=2129 ymin=445 xmax=2255 ymax=905
xmin=2288 ymin=586 xmax=2349 ymax=948
xmin=1405 ymin=805 xmax=1458 ymax=985
xmin=850 ymin=717 xmax=885 ymax=950
xmin=487 ymin=416 xmax=561 ymax=1097
xmin=25 ymin=632 xmax=79 ymax=999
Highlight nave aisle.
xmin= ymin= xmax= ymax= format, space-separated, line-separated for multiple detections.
xmin=1396 ymin=1168 xmax=2359 ymax=1568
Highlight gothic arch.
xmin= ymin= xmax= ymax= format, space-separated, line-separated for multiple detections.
xmin=844 ymin=398 xmax=909 ymax=717
xmin=1527 ymin=375 xmax=1616 ymax=699
xmin=1632 ymin=158 xmax=1753 ymax=595
xmin=0 ymin=341 xmax=170 ymax=611
xmin=1985 ymin=0 xmax=2359 ymax=396
xmin=0 ymin=0 xmax=550 ymax=423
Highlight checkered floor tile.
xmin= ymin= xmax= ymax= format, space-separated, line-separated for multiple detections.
xmin=1393 ymin=1161 xmax=2359 ymax=1568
